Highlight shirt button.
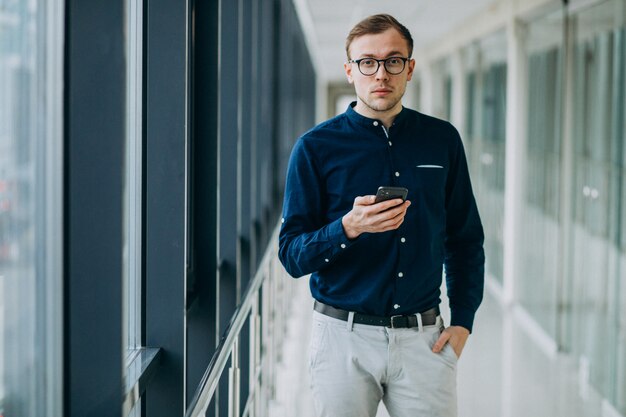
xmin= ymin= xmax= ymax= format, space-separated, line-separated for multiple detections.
xmin=395 ymin=172 xmax=400 ymax=177
xmin=373 ymin=121 xmax=379 ymax=126
xmin=398 ymin=272 xmax=404 ymax=278
xmin=324 ymin=258 xmax=329 ymax=263
xmin=340 ymin=243 xmax=346 ymax=249
xmin=400 ymin=237 xmax=406 ymax=243
xmin=388 ymin=141 xmax=392 ymax=146
xmin=393 ymin=304 xmax=400 ymax=309
xmin=281 ymin=217 xmax=285 ymax=223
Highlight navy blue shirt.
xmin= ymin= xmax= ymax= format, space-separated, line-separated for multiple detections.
xmin=278 ymin=103 xmax=485 ymax=332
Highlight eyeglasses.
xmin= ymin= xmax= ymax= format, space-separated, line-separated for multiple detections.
xmin=348 ymin=56 xmax=410 ymax=76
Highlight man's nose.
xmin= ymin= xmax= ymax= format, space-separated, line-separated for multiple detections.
xmin=375 ymin=63 xmax=389 ymax=80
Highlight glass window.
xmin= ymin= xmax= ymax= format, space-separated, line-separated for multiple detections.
xmin=431 ymin=58 xmax=451 ymax=120
xmin=124 ymin=0 xmax=144 ymax=353
xmin=0 ymin=0 xmax=63 ymax=415
xmin=566 ymin=1 xmax=625 ymax=414
xmin=463 ymin=31 xmax=507 ymax=284
xmin=334 ymin=94 xmax=355 ymax=116
xmin=621 ymin=27 xmax=625 ymax=407
xmin=517 ymin=9 xmax=564 ymax=338
xmin=464 ymin=44 xmax=481 ymax=181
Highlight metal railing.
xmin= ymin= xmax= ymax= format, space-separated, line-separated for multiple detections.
xmin=186 ymin=223 xmax=294 ymax=417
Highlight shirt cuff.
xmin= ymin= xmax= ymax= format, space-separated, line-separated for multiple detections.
xmin=450 ymin=307 xmax=476 ymax=333
xmin=326 ymin=217 xmax=356 ymax=248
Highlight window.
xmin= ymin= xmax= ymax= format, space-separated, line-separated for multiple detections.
xmin=567 ymin=1 xmax=626 ymax=412
xmin=123 ymin=0 xmax=144 ymax=353
xmin=123 ymin=0 xmax=144 ymax=414
xmin=0 ymin=0 xmax=63 ymax=415
xmin=463 ymin=31 xmax=508 ymax=284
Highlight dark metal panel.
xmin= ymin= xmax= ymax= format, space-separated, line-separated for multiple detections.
xmin=270 ymin=0 xmax=282 ymax=227
xmin=217 ymin=0 xmax=240 ymax=340
xmin=64 ymin=0 xmax=125 ymax=415
xmin=215 ymin=0 xmax=241 ymax=415
xmin=239 ymin=0 xmax=252 ymax=297
xmin=253 ymin=0 xmax=277 ymax=253
xmin=186 ymin=0 xmax=219 ymax=409
xmin=238 ymin=0 xmax=254 ymax=407
xmin=144 ymin=0 xmax=189 ymax=415
xmin=249 ymin=0 xmax=262 ymax=270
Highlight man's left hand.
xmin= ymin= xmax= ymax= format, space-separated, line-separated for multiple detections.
xmin=432 ymin=326 xmax=470 ymax=358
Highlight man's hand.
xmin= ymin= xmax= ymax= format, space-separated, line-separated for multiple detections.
xmin=342 ymin=195 xmax=411 ymax=239
xmin=432 ymin=326 xmax=470 ymax=358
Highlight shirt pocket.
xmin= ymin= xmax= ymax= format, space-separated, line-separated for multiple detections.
xmin=412 ymin=165 xmax=446 ymax=207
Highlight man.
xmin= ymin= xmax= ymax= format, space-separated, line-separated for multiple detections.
xmin=278 ymin=13 xmax=484 ymax=417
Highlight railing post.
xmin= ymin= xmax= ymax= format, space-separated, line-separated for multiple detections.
xmin=248 ymin=294 xmax=261 ymax=417
xmin=229 ymin=337 xmax=241 ymax=417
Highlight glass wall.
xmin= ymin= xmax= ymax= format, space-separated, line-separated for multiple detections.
xmin=431 ymin=57 xmax=452 ymax=120
xmin=464 ymin=45 xmax=481 ymax=188
xmin=463 ymin=31 xmax=507 ymax=285
xmin=518 ymin=10 xmax=564 ymax=337
xmin=566 ymin=0 xmax=625 ymax=412
xmin=0 ymin=0 xmax=63 ymax=416
xmin=432 ymin=1 xmax=626 ymax=415
xmin=503 ymin=1 xmax=625 ymax=413
xmin=123 ymin=1 xmax=143 ymax=415
xmin=124 ymin=0 xmax=143 ymax=354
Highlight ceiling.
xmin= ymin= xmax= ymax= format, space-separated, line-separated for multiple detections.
xmin=294 ymin=0 xmax=497 ymax=82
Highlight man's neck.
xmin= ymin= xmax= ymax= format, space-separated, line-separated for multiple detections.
xmin=354 ymin=102 xmax=402 ymax=129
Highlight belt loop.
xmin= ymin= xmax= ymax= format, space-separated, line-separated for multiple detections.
xmin=347 ymin=311 xmax=355 ymax=331
xmin=415 ymin=313 xmax=423 ymax=332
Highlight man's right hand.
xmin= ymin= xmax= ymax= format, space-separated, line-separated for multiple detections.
xmin=341 ymin=195 xmax=411 ymax=240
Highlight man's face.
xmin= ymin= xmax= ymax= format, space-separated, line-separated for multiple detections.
xmin=344 ymin=28 xmax=415 ymax=118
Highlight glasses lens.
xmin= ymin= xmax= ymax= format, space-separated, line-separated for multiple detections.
xmin=384 ymin=58 xmax=405 ymax=75
xmin=358 ymin=59 xmax=378 ymax=76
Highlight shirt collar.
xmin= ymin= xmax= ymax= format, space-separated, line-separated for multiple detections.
xmin=345 ymin=101 xmax=409 ymax=129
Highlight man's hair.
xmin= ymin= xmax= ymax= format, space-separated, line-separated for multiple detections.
xmin=345 ymin=14 xmax=414 ymax=60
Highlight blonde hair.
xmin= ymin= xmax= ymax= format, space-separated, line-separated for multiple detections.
xmin=345 ymin=14 xmax=413 ymax=60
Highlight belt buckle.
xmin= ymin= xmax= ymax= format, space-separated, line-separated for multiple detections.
xmin=389 ymin=315 xmax=405 ymax=328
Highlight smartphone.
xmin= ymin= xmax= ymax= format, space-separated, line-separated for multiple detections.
xmin=374 ymin=186 xmax=409 ymax=203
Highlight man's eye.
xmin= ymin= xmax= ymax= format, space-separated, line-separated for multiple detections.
xmin=360 ymin=59 xmax=376 ymax=67
xmin=388 ymin=58 xmax=401 ymax=65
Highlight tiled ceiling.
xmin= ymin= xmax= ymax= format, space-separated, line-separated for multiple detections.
xmin=296 ymin=0 xmax=496 ymax=82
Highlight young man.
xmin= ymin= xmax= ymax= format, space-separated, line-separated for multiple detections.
xmin=278 ymin=14 xmax=484 ymax=417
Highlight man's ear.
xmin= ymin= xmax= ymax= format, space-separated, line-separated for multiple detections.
xmin=344 ymin=61 xmax=354 ymax=84
xmin=406 ymin=58 xmax=416 ymax=81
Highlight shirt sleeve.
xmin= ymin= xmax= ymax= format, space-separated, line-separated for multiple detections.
xmin=443 ymin=127 xmax=485 ymax=333
xmin=278 ymin=138 xmax=356 ymax=278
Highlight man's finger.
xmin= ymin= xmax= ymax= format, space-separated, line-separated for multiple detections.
xmin=354 ymin=195 xmax=376 ymax=206
xmin=372 ymin=199 xmax=411 ymax=216
xmin=376 ymin=201 xmax=410 ymax=221
xmin=432 ymin=331 xmax=450 ymax=353
xmin=377 ymin=198 xmax=406 ymax=210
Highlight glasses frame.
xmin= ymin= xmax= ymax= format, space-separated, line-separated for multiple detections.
xmin=348 ymin=56 xmax=410 ymax=76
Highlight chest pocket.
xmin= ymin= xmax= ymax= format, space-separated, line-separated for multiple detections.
xmin=413 ymin=165 xmax=446 ymax=206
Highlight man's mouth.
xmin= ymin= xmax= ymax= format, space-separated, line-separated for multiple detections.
xmin=372 ymin=87 xmax=392 ymax=95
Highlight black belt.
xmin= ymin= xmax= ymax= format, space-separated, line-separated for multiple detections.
xmin=314 ymin=301 xmax=439 ymax=329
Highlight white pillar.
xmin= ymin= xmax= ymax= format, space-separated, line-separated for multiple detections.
xmin=403 ymin=74 xmax=421 ymax=111
xmin=315 ymin=78 xmax=328 ymax=124
xmin=418 ymin=63 xmax=435 ymax=115
xmin=502 ymin=18 xmax=528 ymax=306
xmin=450 ymin=49 xmax=467 ymax=134
xmin=556 ymin=9 xmax=576 ymax=349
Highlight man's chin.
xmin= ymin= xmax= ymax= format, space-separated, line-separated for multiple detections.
xmin=365 ymin=98 xmax=399 ymax=113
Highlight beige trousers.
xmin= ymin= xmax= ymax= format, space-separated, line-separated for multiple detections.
xmin=309 ymin=311 xmax=458 ymax=417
